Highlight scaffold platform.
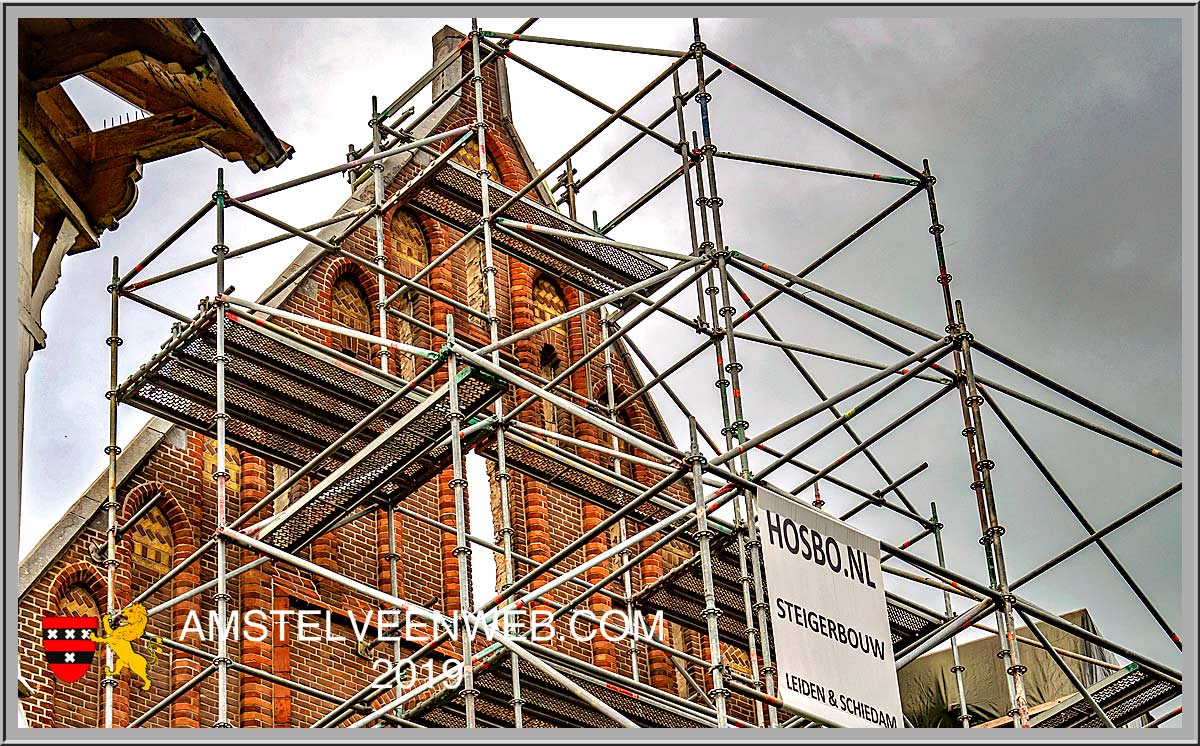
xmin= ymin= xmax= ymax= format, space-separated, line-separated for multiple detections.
xmin=476 ymin=434 xmax=678 ymax=527
xmin=116 ymin=307 xmax=505 ymax=550
xmin=1030 ymin=663 xmax=1182 ymax=729
xmin=409 ymin=159 xmax=666 ymax=300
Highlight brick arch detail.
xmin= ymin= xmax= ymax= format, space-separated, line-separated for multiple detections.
xmin=383 ymin=206 xmax=431 ymax=266
xmin=118 ymin=482 xmax=197 ymax=555
xmin=439 ymin=118 xmax=528 ymax=191
xmin=46 ymin=562 xmax=109 ymax=727
xmin=111 ymin=480 xmax=201 ymax=726
xmin=315 ymin=258 xmax=381 ymax=348
xmin=48 ymin=562 xmax=108 ymax=613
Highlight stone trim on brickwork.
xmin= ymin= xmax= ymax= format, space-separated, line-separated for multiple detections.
xmin=18 ymin=416 xmax=175 ymax=598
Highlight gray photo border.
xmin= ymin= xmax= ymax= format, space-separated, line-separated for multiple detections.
xmin=4 ymin=3 xmax=1195 ymax=744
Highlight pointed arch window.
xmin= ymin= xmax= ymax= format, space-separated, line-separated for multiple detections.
xmin=390 ymin=209 xmax=429 ymax=269
xmin=331 ymin=275 xmax=374 ymax=363
xmin=531 ymin=276 xmax=568 ymax=334
xmin=452 ymin=142 xmax=500 ymax=182
xmin=539 ymin=343 xmax=563 ymax=436
xmin=389 ymin=211 xmax=429 ymax=379
xmin=52 ymin=582 xmax=102 ymax=726
xmin=56 ymin=583 xmax=100 ymax=618
xmin=532 ymin=276 xmax=570 ymax=435
xmin=464 ymin=237 xmax=489 ymax=329
xmin=130 ymin=505 xmax=174 ymax=573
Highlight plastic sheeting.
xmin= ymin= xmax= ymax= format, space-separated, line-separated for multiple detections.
xmin=898 ymin=608 xmax=1115 ymax=728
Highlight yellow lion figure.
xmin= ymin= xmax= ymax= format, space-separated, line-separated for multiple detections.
xmin=90 ymin=603 xmax=162 ymax=691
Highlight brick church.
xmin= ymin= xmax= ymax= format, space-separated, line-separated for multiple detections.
xmin=18 ymin=27 xmax=759 ymax=728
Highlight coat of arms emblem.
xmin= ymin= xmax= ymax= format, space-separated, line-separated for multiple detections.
xmin=41 ymin=616 xmax=98 ymax=683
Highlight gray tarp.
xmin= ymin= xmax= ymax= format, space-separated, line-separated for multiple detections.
xmin=898 ymin=608 xmax=1115 ymax=727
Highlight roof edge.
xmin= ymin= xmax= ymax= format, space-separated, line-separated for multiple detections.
xmin=18 ymin=417 xmax=175 ymax=598
xmin=182 ymin=18 xmax=294 ymax=171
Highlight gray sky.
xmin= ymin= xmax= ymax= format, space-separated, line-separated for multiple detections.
xmin=23 ymin=14 xmax=1184 ymax=709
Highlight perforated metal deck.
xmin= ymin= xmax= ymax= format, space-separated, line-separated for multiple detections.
xmin=405 ymin=652 xmax=708 ymax=728
xmin=409 ymin=159 xmax=666 ymax=300
xmin=117 ymin=308 xmax=505 ymax=551
xmin=475 ymin=435 xmax=678 ymax=528
xmin=632 ymin=534 xmax=754 ymax=648
xmin=1030 ymin=663 xmax=1182 ymax=728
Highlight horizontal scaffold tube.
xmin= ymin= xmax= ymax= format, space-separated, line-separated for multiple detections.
xmin=719 ymin=338 xmax=953 ymax=471
xmin=219 ymin=296 xmax=437 ymax=360
xmin=731 ymin=253 xmax=1182 ymax=465
xmin=235 ymin=125 xmax=473 ymax=202
xmin=714 ymin=150 xmax=922 ymax=186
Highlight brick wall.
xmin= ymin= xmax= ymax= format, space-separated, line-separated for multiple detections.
xmin=18 ymin=28 xmax=759 ymax=728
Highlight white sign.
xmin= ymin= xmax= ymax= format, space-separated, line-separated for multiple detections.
xmin=756 ymin=489 xmax=904 ymax=728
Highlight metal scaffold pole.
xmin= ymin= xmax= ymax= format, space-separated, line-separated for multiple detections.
xmin=370 ymin=95 xmax=393 ymax=377
xmin=957 ymin=301 xmax=1031 ymax=726
xmin=932 ymin=502 xmax=971 ymax=728
xmin=921 ymin=157 xmax=1028 ymax=726
xmin=446 ymin=316 xmax=477 ymax=727
xmin=688 ymin=20 xmax=781 ymax=727
xmin=102 ymin=256 xmax=121 ymax=728
xmin=600 ymin=309 xmax=642 ymax=681
xmin=364 ymin=89 xmax=413 ymax=711
xmin=670 ymin=57 xmax=764 ymax=727
xmin=212 ymin=167 xmax=234 ymax=728
xmin=469 ymin=19 xmax=525 ymax=724
xmin=688 ymin=128 xmax=768 ymax=725
xmin=688 ymin=418 xmax=730 ymax=726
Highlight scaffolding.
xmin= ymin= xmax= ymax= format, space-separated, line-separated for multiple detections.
xmin=94 ymin=18 xmax=1183 ymax=729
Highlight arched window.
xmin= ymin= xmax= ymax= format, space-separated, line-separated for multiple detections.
xmin=130 ymin=505 xmax=174 ymax=573
xmin=202 ymin=438 xmax=241 ymax=494
xmin=388 ymin=211 xmax=429 ymax=381
xmin=331 ymin=275 xmax=374 ymax=363
xmin=56 ymin=583 xmax=99 ymax=618
xmin=531 ymin=276 xmax=568 ymax=333
xmin=539 ymin=343 xmax=562 ymax=436
xmin=452 ymin=142 xmax=500 ymax=182
xmin=54 ymin=582 xmax=103 ymax=725
xmin=464 ymin=238 xmax=489 ymax=329
xmin=532 ymin=277 xmax=570 ymax=436
xmin=390 ymin=210 xmax=429 ymax=268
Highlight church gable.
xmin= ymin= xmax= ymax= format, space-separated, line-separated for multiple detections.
xmin=18 ymin=25 xmax=724 ymax=729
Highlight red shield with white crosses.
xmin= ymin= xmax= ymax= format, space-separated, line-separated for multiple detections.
xmin=41 ymin=616 xmax=98 ymax=683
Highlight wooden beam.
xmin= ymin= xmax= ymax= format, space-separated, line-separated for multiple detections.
xmin=17 ymin=84 xmax=87 ymax=196
xmin=31 ymin=213 xmax=65 ymax=285
xmin=68 ymin=106 xmax=224 ymax=164
xmin=18 ymin=19 xmax=201 ymax=90
xmin=34 ymin=85 xmax=90 ymax=139
xmin=32 ymin=160 xmax=100 ymax=250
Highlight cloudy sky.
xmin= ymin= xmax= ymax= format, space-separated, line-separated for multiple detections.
xmin=23 ymin=12 xmax=1185 ymax=717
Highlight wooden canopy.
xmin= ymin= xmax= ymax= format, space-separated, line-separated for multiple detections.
xmin=17 ymin=18 xmax=294 ymax=253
